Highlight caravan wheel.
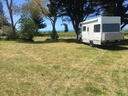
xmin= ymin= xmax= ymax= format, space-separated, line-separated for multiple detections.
xmin=78 ymin=37 xmax=82 ymax=43
xmin=89 ymin=41 xmax=94 ymax=47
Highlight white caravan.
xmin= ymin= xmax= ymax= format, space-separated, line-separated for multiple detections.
xmin=78 ymin=16 xmax=124 ymax=46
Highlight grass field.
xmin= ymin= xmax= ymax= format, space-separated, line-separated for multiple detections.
xmin=0 ymin=32 xmax=128 ymax=96
xmin=41 ymin=32 xmax=76 ymax=37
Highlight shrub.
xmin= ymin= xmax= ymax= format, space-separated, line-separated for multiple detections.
xmin=1 ymin=25 xmax=13 ymax=39
xmin=19 ymin=17 xmax=39 ymax=41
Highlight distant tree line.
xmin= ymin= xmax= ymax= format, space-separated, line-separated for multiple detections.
xmin=0 ymin=0 xmax=128 ymax=40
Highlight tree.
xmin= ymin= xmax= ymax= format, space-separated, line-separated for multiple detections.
xmin=97 ymin=0 xmax=128 ymax=29
xmin=29 ymin=0 xmax=46 ymax=29
xmin=0 ymin=1 xmax=10 ymax=28
xmin=47 ymin=1 xmax=59 ymax=39
xmin=37 ymin=0 xmax=59 ymax=39
xmin=62 ymin=23 xmax=68 ymax=32
xmin=4 ymin=0 xmax=16 ymax=39
xmin=32 ymin=15 xmax=46 ymax=29
xmin=0 ymin=1 xmax=11 ymax=37
xmin=0 ymin=1 xmax=4 ymax=28
xmin=21 ymin=0 xmax=46 ymax=29
xmin=19 ymin=16 xmax=38 ymax=41
xmin=50 ymin=0 xmax=97 ymax=38
xmin=0 ymin=1 xmax=3 ymax=14
xmin=19 ymin=0 xmax=46 ymax=41
xmin=1 ymin=25 xmax=13 ymax=38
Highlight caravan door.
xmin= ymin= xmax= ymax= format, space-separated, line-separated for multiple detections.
xmin=93 ymin=24 xmax=101 ymax=45
xmin=82 ymin=25 xmax=90 ymax=43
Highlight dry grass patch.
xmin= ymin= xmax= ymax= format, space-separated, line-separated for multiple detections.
xmin=0 ymin=37 xmax=128 ymax=96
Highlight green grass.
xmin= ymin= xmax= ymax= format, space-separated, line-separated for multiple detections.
xmin=0 ymin=35 xmax=128 ymax=96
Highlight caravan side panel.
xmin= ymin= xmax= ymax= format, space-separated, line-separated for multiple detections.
xmin=102 ymin=17 xmax=120 ymax=24
xmin=80 ymin=17 xmax=102 ymax=45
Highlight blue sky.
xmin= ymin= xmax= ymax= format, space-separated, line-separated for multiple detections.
xmin=2 ymin=0 xmax=128 ymax=31
xmin=2 ymin=0 xmax=74 ymax=31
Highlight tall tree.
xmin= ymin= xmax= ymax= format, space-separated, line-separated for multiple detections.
xmin=0 ymin=1 xmax=4 ymax=28
xmin=50 ymin=0 xmax=97 ymax=38
xmin=21 ymin=0 xmax=46 ymax=29
xmin=97 ymin=0 xmax=128 ymax=29
xmin=37 ymin=0 xmax=59 ymax=39
xmin=0 ymin=1 xmax=3 ymax=14
xmin=47 ymin=0 xmax=58 ymax=39
xmin=0 ymin=1 xmax=10 ymax=28
xmin=4 ymin=0 xmax=16 ymax=39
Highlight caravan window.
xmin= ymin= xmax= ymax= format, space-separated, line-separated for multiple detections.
xmin=83 ymin=26 xmax=86 ymax=31
xmin=94 ymin=24 xmax=100 ymax=32
xmin=102 ymin=23 xmax=120 ymax=32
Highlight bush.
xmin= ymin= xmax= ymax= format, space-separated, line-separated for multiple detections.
xmin=1 ymin=25 xmax=13 ymax=39
xmin=19 ymin=17 xmax=39 ymax=41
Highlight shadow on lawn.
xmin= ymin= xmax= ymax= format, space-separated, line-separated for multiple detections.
xmin=97 ymin=45 xmax=128 ymax=51
xmin=17 ymin=38 xmax=80 ymax=44
xmin=119 ymin=39 xmax=128 ymax=45
xmin=96 ymin=39 xmax=128 ymax=51
xmin=44 ymin=38 xmax=80 ymax=43
xmin=16 ymin=38 xmax=128 ymax=50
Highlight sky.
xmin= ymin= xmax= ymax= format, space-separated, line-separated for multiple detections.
xmin=2 ymin=0 xmax=128 ymax=31
xmin=2 ymin=0 xmax=74 ymax=32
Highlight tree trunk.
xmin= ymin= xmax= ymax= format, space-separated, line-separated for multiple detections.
xmin=10 ymin=14 xmax=16 ymax=39
xmin=69 ymin=12 xmax=84 ymax=40
xmin=5 ymin=0 xmax=16 ymax=39
xmin=51 ymin=17 xmax=58 ymax=40
xmin=74 ymin=26 xmax=79 ymax=39
xmin=71 ymin=18 xmax=81 ymax=39
xmin=52 ymin=22 xmax=56 ymax=32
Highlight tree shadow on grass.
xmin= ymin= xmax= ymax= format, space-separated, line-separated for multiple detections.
xmin=43 ymin=38 xmax=80 ymax=43
xmin=96 ymin=39 xmax=128 ymax=51
xmin=119 ymin=39 xmax=128 ymax=46
xmin=16 ymin=38 xmax=128 ymax=50
xmin=17 ymin=38 xmax=79 ymax=44
xmin=61 ymin=39 xmax=79 ymax=43
xmin=97 ymin=45 xmax=128 ymax=51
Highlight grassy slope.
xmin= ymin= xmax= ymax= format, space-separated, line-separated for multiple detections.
xmin=0 ymin=35 xmax=128 ymax=96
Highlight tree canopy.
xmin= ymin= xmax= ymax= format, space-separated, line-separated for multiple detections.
xmin=0 ymin=1 xmax=4 ymax=28
xmin=0 ymin=1 xmax=10 ymax=27
xmin=97 ymin=0 xmax=128 ymax=29
xmin=21 ymin=0 xmax=46 ymax=29
xmin=4 ymin=0 xmax=16 ymax=39
xmin=50 ymin=0 xmax=98 ymax=37
xmin=47 ymin=0 xmax=59 ymax=39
